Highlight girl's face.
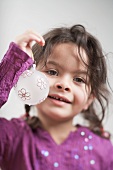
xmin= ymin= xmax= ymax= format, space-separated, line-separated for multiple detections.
xmin=36 ymin=43 xmax=94 ymax=122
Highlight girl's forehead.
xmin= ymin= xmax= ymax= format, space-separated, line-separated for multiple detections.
xmin=47 ymin=43 xmax=88 ymax=69
xmin=52 ymin=43 xmax=87 ymax=58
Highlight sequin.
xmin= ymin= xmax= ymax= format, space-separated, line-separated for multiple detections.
xmin=88 ymin=135 xmax=92 ymax=139
xmin=74 ymin=154 xmax=79 ymax=159
xmin=84 ymin=146 xmax=88 ymax=150
xmin=54 ymin=162 xmax=59 ymax=167
xmin=81 ymin=131 xmax=85 ymax=136
xmin=89 ymin=145 xmax=93 ymax=150
xmin=41 ymin=150 xmax=49 ymax=157
xmin=90 ymin=160 xmax=95 ymax=165
xmin=84 ymin=138 xmax=89 ymax=142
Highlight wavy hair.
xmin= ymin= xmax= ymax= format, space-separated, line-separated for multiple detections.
xmin=25 ymin=24 xmax=110 ymax=139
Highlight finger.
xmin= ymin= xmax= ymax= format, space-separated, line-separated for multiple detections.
xmin=29 ymin=40 xmax=36 ymax=48
xmin=15 ymin=31 xmax=45 ymax=47
xmin=25 ymin=30 xmax=45 ymax=46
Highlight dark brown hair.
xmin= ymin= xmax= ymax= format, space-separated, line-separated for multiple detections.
xmin=25 ymin=24 xmax=110 ymax=139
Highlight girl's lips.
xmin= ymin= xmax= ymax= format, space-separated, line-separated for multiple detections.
xmin=48 ymin=94 xmax=71 ymax=104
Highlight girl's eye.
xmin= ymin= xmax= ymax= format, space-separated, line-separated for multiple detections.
xmin=46 ymin=69 xmax=58 ymax=76
xmin=74 ymin=77 xmax=85 ymax=84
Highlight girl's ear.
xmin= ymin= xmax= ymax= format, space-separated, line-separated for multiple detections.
xmin=83 ymin=94 xmax=95 ymax=111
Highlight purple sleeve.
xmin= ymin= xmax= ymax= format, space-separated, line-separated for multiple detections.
xmin=0 ymin=42 xmax=34 ymax=108
xmin=108 ymin=143 xmax=113 ymax=169
xmin=0 ymin=118 xmax=28 ymax=166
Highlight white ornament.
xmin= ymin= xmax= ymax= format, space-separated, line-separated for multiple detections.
xmin=14 ymin=65 xmax=49 ymax=105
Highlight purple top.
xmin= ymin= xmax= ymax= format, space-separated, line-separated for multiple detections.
xmin=0 ymin=43 xmax=113 ymax=170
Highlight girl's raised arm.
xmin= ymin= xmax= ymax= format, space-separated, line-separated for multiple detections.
xmin=0 ymin=30 xmax=45 ymax=108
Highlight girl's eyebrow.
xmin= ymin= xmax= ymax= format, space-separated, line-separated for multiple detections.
xmin=46 ymin=61 xmax=61 ymax=67
xmin=74 ymin=70 xmax=88 ymax=75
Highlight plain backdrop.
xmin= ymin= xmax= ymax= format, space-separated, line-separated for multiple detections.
xmin=0 ymin=0 xmax=113 ymax=142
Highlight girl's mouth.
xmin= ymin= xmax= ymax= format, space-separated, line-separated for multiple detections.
xmin=48 ymin=95 xmax=71 ymax=104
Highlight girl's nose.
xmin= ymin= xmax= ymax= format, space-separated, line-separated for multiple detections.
xmin=55 ymin=81 xmax=71 ymax=92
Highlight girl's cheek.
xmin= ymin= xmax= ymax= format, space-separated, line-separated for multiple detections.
xmin=74 ymin=87 xmax=88 ymax=100
xmin=46 ymin=77 xmax=53 ymax=86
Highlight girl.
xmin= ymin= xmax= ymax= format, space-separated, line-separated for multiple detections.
xmin=0 ymin=25 xmax=113 ymax=170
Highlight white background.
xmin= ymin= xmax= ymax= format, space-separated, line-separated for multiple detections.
xmin=0 ymin=0 xmax=113 ymax=142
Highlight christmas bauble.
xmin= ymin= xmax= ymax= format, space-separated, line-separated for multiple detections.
xmin=14 ymin=65 xmax=49 ymax=105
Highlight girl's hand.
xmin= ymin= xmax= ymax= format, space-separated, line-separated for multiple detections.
xmin=14 ymin=30 xmax=45 ymax=59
